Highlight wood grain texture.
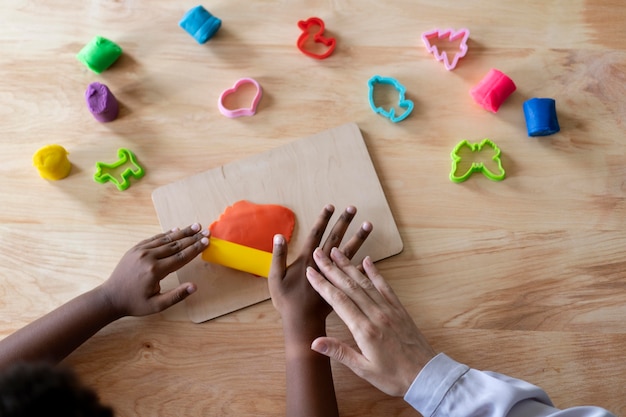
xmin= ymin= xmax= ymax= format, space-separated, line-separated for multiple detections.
xmin=1 ymin=0 xmax=625 ymax=416
xmin=152 ymin=123 xmax=402 ymax=322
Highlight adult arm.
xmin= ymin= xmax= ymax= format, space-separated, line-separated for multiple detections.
xmin=405 ymin=352 xmax=615 ymax=417
xmin=306 ymin=248 xmax=617 ymax=417
xmin=268 ymin=205 xmax=371 ymax=417
xmin=0 ymin=224 xmax=208 ymax=368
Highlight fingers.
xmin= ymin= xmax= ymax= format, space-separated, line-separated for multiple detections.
xmin=313 ymin=248 xmax=389 ymax=315
xmin=301 ymin=204 xmax=335 ymax=253
xmin=361 ymin=256 xmax=404 ymax=310
xmin=138 ymin=226 xmax=185 ymax=248
xmin=306 ymin=266 xmax=367 ymax=335
xmin=154 ymin=225 xmax=209 ymax=273
xmin=150 ymin=224 xmax=208 ymax=258
xmin=321 ymin=206 xmax=356 ymax=255
xmin=311 ymin=336 xmax=369 ymax=376
xmin=268 ymin=234 xmax=288 ymax=285
xmin=341 ymin=221 xmax=372 ymax=260
xmin=151 ymin=282 xmax=197 ymax=312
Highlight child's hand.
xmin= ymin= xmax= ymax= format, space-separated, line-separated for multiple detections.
xmin=268 ymin=205 xmax=372 ymax=324
xmin=100 ymin=223 xmax=209 ymax=318
xmin=269 ymin=205 xmax=371 ymax=417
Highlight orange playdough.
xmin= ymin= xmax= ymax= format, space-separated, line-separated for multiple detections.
xmin=209 ymin=200 xmax=296 ymax=252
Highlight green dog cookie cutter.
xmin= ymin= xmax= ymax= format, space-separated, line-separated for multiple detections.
xmin=94 ymin=148 xmax=145 ymax=191
xmin=450 ymin=139 xmax=505 ymax=183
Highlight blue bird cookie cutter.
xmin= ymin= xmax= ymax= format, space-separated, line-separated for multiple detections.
xmin=450 ymin=139 xmax=505 ymax=183
xmin=367 ymin=75 xmax=414 ymax=123
xmin=93 ymin=148 xmax=145 ymax=191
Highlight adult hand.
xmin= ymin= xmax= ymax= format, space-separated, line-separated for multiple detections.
xmin=268 ymin=204 xmax=372 ymax=323
xmin=100 ymin=223 xmax=209 ymax=317
xmin=306 ymin=248 xmax=437 ymax=397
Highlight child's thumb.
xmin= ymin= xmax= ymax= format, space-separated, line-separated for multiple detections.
xmin=155 ymin=283 xmax=197 ymax=311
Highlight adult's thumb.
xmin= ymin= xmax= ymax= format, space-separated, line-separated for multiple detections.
xmin=311 ymin=336 xmax=364 ymax=372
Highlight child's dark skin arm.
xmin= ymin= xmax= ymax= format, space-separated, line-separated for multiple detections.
xmin=269 ymin=205 xmax=372 ymax=417
xmin=0 ymin=224 xmax=209 ymax=369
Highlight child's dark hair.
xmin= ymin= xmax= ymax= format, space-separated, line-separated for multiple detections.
xmin=0 ymin=362 xmax=114 ymax=417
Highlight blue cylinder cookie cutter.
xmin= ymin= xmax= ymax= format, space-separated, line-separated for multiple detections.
xmin=523 ymin=98 xmax=560 ymax=137
xmin=179 ymin=5 xmax=222 ymax=44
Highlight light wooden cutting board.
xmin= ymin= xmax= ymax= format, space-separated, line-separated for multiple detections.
xmin=152 ymin=123 xmax=403 ymax=322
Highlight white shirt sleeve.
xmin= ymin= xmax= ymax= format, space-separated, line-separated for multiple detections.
xmin=404 ymin=353 xmax=616 ymax=417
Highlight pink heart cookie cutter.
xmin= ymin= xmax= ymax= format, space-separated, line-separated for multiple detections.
xmin=421 ymin=28 xmax=470 ymax=71
xmin=218 ymin=78 xmax=263 ymax=118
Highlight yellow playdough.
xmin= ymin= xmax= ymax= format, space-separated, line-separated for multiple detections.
xmin=202 ymin=237 xmax=273 ymax=277
xmin=32 ymin=144 xmax=71 ymax=180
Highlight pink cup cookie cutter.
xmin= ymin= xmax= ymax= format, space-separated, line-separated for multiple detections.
xmin=421 ymin=28 xmax=470 ymax=71
xmin=218 ymin=78 xmax=263 ymax=118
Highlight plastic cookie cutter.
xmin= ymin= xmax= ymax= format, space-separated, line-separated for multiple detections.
xmin=218 ymin=78 xmax=263 ymax=118
xmin=450 ymin=139 xmax=505 ymax=183
xmin=93 ymin=148 xmax=145 ymax=191
xmin=421 ymin=28 xmax=470 ymax=71
xmin=297 ymin=17 xmax=336 ymax=59
xmin=523 ymin=98 xmax=560 ymax=137
xmin=367 ymin=75 xmax=414 ymax=123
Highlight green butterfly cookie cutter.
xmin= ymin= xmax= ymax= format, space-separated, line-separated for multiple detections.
xmin=450 ymin=139 xmax=505 ymax=183
xmin=94 ymin=148 xmax=145 ymax=191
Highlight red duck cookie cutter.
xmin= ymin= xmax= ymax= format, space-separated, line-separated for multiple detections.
xmin=296 ymin=17 xmax=336 ymax=59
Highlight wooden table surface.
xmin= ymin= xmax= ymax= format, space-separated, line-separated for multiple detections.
xmin=1 ymin=1 xmax=625 ymax=416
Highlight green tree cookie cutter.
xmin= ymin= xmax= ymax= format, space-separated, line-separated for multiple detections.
xmin=94 ymin=148 xmax=145 ymax=191
xmin=450 ymin=139 xmax=505 ymax=183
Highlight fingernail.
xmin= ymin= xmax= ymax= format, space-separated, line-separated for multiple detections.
xmin=306 ymin=266 xmax=316 ymax=276
xmin=201 ymin=228 xmax=210 ymax=236
xmin=186 ymin=285 xmax=197 ymax=294
xmin=273 ymin=234 xmax=284 ymax=245
xmin=191 ymin=223 xmax=200 ymax=232
xmin=346 ymin=205 xmax=356 ymax=214
xmin=325 ymin=204 xmax=335 ymax=213
xmin=362 ymin=221 xmax=372 ymax=232
xmin=201 ymin=237 xmax=209 ymax=246
xmin=364 ymin=256 xmax=372 ymax=266
xmin=171 ymin=227 xmax=180 ymax=232
xmin=312 ymin=341 xmax=328 ymax=353
xmin=331 ymin=247 xmax=342 ymax=257
xmin=313 ymin=247 xmax=323 ymax=258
